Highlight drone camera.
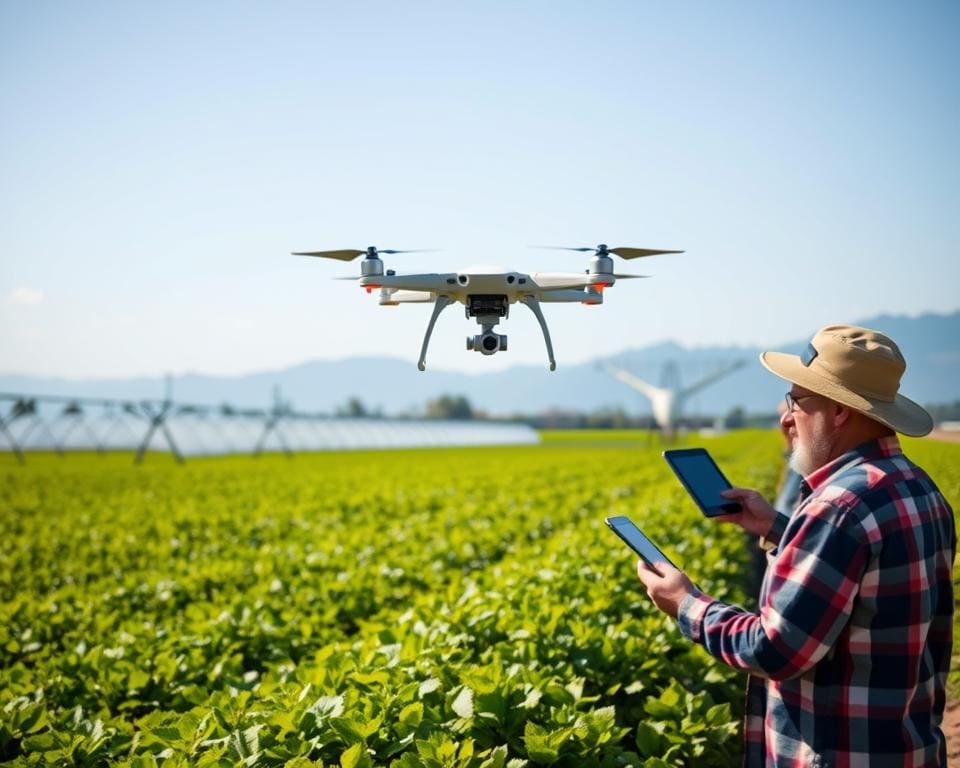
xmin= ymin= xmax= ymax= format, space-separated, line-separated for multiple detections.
xmin=467 ymin=331 xmax=507 ymax=356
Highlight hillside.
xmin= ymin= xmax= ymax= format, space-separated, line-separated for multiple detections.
xmin=2 ymin=311 xmax=957 ymax=417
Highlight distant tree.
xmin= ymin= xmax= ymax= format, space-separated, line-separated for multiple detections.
xmin=724 ymin=406 xmax=746 ymax=429
xmin=586 ymin=407 xmax=630 ymax=429
xmin=336 ymin=397 xmax=369 ymax=418
xmin=929 ymin=400 xmax=960 ymax=423
xmin=425 ymin=394 xmax=474 ymax=420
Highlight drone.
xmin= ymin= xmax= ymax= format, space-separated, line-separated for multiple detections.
xmin=293 ymin=244 xmax=682 ymax=371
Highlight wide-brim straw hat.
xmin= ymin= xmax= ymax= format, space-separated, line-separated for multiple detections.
xmin=760 ymin=324 xmax=933 ymax=437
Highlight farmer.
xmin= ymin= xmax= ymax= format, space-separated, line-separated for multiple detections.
xmin=636 ymin=324 xmax=955 ymax=766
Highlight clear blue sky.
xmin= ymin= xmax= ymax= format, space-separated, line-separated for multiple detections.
xmin=2 ymin=1 xmax=957 ymax=377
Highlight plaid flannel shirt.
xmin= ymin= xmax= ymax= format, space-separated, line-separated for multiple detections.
xmin=677 ymin=437 xmax=955 ymax=767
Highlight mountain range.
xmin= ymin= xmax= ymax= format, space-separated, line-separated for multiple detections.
xmin=2 ymin=311 xmax=958 ymax=417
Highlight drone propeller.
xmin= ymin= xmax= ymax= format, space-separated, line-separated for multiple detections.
xmin=292 ymin=246 xmax=438 ymax=261
xmin=531 ymin=244 xmax=683 ymax=259
xmin=531 ymin=245 xmax=598 ymax=253
xmin=609 ymin=247 xmax=683 ymax=260
xmin=293 ymin=249 xmax=366 ymax=261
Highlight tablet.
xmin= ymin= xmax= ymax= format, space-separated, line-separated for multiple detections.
xmin=605 ymin=515 xmax=677 ymax=576
xmin=662 ymin=447 xmax=740 ymax=517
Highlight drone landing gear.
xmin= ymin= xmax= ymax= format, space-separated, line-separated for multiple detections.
xmin=519 ymin=295 xmax=556 ymax=371
xmin=418 ymin=294 xmax=454 ymax=371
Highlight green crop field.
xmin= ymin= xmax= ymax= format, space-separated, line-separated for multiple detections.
xmin=2 ymin=431 xmax=959 ymax=767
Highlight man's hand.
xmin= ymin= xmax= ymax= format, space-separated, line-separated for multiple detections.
xmin=635 ymin=560 xmax=697 ymax=619
xmin=718 ymin=487 xmax=778 ymax=538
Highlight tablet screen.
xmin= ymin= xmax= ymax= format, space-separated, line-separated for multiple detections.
xmin=605 ymin=516 xmax=676 ymax=572
xmin=663 ymin=448 xmax=739 ymax=516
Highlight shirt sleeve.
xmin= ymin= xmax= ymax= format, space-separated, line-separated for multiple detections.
xmin=759 ymin=511 xmax=791 ymax=550
xmin=676 ymin=499 xmax=869 ymax=680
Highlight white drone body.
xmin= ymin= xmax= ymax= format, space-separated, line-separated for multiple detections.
xmin=293 ymin=244 xmax=682 ymax=371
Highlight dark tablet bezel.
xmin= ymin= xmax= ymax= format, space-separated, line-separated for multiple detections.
xmin=662 ymin=447 xmax=740 ymax=517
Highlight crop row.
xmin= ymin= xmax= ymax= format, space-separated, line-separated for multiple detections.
xmin=2 ymin=431 xmax=956 ymax=766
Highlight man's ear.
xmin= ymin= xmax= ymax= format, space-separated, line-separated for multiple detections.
xmin=833 ymin=402 xmax=854 ymax=428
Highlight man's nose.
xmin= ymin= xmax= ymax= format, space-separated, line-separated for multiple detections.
xmin=780 ymin=409 xmax=795 ymax=429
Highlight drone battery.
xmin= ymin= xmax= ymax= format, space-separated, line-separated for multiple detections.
xmin=467 ymin=295 xmax=508 ymax=318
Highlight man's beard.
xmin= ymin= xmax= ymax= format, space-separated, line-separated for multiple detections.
xmin=789 ymin=427 xmax=834 ymax=477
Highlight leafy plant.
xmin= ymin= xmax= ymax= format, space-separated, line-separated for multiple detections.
xmin=3 ymin=432 xmax=955 ymax=765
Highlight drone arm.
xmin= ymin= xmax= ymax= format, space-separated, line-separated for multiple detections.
xmin=519 ymin=295 xmax=556 ymax=372
xmin=529 ymin=272 xmax=609 ymax=290
xmin=537 ymin=289 xmax=602 ymax=303
xmin=370 ymin=274 xmax=448 ymax=291
xmin=418 ymin=295 xmax=454 ymax=371
xmin=380 ymin=289 xmax=435 ymax=305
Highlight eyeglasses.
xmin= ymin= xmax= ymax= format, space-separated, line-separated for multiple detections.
xmin=784 ymin=392 xmax=820 ymax=413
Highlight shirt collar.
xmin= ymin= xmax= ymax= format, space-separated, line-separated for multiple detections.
xmin=801 ymin=435 xmax=901 ymax=496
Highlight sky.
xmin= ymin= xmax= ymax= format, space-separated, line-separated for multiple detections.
xmin=1 ymin=1 xmax=958 ymax=378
